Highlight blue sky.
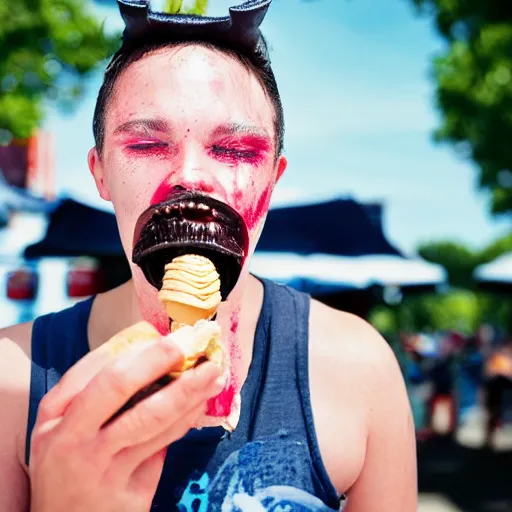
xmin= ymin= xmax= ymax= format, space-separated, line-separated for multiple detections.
xmin=44 ymin=0 xmax=511 ymax=255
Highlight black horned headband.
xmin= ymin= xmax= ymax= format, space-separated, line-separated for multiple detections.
xmin=116 ymin=0 xmax=273 ymax=59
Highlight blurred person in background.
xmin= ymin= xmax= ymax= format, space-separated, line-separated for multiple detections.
xmin=457 ymin=333 xmax=484 ymax=423
xmin=0 ymin=1 xmax=416 ymax=511
xmin=403 ymin=333 xmax=436 ymax=440
xmin=483 ymin=334 xmax=512 ymax=449
xmin=425 ymin=332 xmax=461 ymax=437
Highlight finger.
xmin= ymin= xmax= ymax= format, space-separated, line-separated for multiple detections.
xmin=114 ymin=401 xmax=205 ymax=478
xmin=60 ymin=339 xmax=185 ymax=438
xmin=129 ymin=448 xmax=167 ymax=500
xmin=35 ymin=345 xmax=115 ymax=423
xmin=102 ymin=361 xmax=222 ymax=453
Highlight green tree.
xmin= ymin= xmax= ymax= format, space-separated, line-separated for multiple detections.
xmin=164 ymin=0 xmax=208 ymax=15
xmin=0 ymin=0 xmax=119 ymax=140
xmin=418 ymin=234 xmax=512 ymax=288
xmin=418 ymin=240 xmax=479 ymax=288
xmin=370 ymin=234 xmax=512 ymax=333
xmin=478 ymin=232 xmax=512 ymax=263
xmin=410 ymin=0 xmax=512 ymax=215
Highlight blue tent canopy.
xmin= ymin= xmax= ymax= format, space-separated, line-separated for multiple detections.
xmin=24 ymin=197 xmax=400 ymax=259
xmin=24 ymin=199 xmax=124 ymax=259
xmin=256 ymin=198 xmax=402 ymax=257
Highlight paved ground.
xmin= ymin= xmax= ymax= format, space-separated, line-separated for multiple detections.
xmin=417 ymin=406 xmax=512 ymax=512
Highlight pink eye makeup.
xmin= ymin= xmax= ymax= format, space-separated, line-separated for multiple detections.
xmin=209 ymin=135 xmax=271 ymax=166
xmin=122 ymin=138 xmax=172 ymax=157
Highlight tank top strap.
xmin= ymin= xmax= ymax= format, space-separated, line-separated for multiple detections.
xmin=249 ymin=278 xmax=343 ymax=508
xmin=250 ymin=278 xmax=311 ymax=436
xmin=26 ymin=297 xmax=94 ymax=465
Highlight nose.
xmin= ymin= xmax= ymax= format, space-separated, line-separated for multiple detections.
xmin=178 ymin=146 xmax=216 ymax=195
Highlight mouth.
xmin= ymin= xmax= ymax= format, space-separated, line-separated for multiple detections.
xmin=132 ymin=189 xmax=248 ymax=300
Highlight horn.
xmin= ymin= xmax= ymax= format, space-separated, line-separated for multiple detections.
xmin=116 ymin=0 xmax=272 ymax=56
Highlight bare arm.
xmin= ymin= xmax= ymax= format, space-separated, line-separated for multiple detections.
xmin=0 ymin=335 xmax=32 ymax=512
xmin=345 ymin=325 xmax=417 ymax=512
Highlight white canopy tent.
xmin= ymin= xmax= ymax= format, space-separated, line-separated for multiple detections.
xmin=250 ymin=252 xmax=447 ymax=293
xmin=473 ymin=252 xmax=512 ymax=285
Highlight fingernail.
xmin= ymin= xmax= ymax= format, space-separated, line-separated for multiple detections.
xmin=214 ymin=374 xmax=227 ymax=391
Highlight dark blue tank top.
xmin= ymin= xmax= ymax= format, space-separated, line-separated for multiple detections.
xmin=26 ymin=278 xmax=347 ymax=511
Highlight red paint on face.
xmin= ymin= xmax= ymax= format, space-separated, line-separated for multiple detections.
xmin=209 ymin=135 xmax=270 ymax=168
xmin=240 ymin=183 xmax=273 ymax=232
xmin=151 ymin=181 xmax=178 ymax=205
xmin=140 ymin=304 xmax=169 ymax=335
xmin=150 ymin=179 xmax=215 ymax=205
xmin=119 ymin=137 xmax=174 ymax=160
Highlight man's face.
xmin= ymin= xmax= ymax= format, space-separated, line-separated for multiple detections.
xmin=89 ymin=45 xmax=285 ymax=321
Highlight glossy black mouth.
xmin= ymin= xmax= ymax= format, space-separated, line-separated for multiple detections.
xmin=132 ymin=189 xmax=248 ymax=300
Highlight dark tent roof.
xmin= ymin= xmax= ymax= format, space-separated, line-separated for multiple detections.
xmin=23 ymin=197 xmax=401 ymax=260
xmin=24 ymin=198 xmax=124 ymax=259
xmin=257 ymin=198 xmax=402 ymax=257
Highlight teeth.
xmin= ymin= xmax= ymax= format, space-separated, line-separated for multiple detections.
xmin=198 ymin=203 xmax=209 ymax=211
xmin=188 ymin=201 xmax=195 ymax=209
xmin=165 ymin=206 xmax=171 ymax=215
xmin=212 ymin=209 xmax=218 ymax=218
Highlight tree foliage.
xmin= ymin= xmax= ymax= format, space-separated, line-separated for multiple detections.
xmin=411 ymin=0 xmax=512 ymax=215
xmin=164 ymin=0 xmax=208 ymax=15
xmin=370 ymin=234 xmax=512 ymax=334
xmin=417 ymin=234 xmax=512 ymax=288
xmin=0 ymin=0 xmax=119 ymax=140
xmin=418 ymin=240 xmax=479 ymax=288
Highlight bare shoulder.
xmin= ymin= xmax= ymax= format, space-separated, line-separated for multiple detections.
xmin=309 ymin=299 xmax=402 ymax=387
xmin=308 ymin=300 xmax=416 ymax=506
xmin=0 ymin=322 xmax=34 ymax=469
xmin=0 ymin=321 xmax=34 ymax=359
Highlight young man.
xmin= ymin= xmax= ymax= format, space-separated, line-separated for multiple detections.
xmin=0 ymin=1 xmax=417 ymax=510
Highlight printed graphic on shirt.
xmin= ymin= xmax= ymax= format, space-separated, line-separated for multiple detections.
xmin=177 ymin=438 xmax=345 ymax=511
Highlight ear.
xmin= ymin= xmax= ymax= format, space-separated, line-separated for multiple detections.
xmin=88 ymin=147 xmax=111 ymax=201
xmin=276 ymin=155 xmax=287 ymax=183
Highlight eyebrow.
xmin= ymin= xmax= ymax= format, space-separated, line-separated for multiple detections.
xmin=113 ymin=119 xmax=272 ymax=147
xmin=212 ymin=122 xmax=272 ymax=142
xmin=113 ymin=118 xmax=172 ymax=136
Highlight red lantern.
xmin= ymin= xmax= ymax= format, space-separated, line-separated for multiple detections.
xmin=66 ymin=259 xmax=105 ymax=298
xmin=6 ymin=268 xmax=38 ymax=300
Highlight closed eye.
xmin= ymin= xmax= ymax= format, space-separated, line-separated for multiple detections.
xmin=127 ymin=142 xmax=169 ymax=151
xmin=210 ymin=145 xmax=259 ymax=162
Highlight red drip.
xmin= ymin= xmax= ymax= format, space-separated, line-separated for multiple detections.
xmin=230 ymin=309 xmax=239 ymax=334
xmin=206 ymin=383 xmax=236 ymax=417
xmin=240 ymin=183 xmax=272 ymax=232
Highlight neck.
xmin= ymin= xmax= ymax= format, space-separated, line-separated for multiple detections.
xmin=88 ymin=273 xmax=264 ymax=364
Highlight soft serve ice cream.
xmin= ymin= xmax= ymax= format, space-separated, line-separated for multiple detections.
xmin=158 ymin=254 xmax=221 ymax=330
xmin=131 ymin=189 xmax=249 ymax=433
